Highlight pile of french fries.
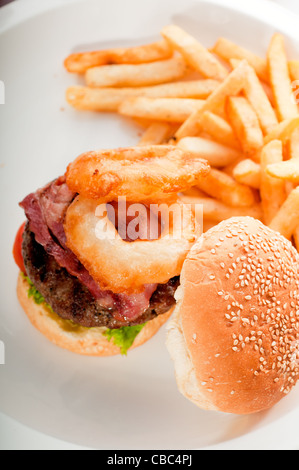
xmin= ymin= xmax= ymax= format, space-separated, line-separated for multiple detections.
xmin=64 ymin=25 xmax=299 ymax=250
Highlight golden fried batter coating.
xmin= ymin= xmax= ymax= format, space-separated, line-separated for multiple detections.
xmin=65 ymin=145 xmax=210 ymax=203
xmin=64 ymin=196 xmax=198 ymax=294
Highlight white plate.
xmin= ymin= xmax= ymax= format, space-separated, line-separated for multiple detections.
xmin=1 ymin=0 xmax=299 ymax=451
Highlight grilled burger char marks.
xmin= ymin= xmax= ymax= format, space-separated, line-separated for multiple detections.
xmin=20 ymin=177 xmax=179 ymax=329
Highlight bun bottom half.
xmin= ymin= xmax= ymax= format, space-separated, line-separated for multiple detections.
xmin=17 ymin=273 xmax=174 ymax=356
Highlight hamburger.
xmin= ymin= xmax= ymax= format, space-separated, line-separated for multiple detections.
xmin=14 ymin=147 xmax=209 ymax=356
xmin=166 ymin=217 xmax=299 ymax=414
xmin=14 ymin=177 xmax=179 ymax=356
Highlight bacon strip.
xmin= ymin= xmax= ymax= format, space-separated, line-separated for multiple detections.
xmin=19 ymin=177 xmax=156 ymax=321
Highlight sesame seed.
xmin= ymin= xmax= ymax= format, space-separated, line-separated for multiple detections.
xmin=213 ymin=219 xmax=299 ymax=390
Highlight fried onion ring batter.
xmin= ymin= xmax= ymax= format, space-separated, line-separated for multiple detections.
xmin=64 ymin=196 xmax=198 ymax=294
xmin=65 ymin=145 xmax=210 ymax=203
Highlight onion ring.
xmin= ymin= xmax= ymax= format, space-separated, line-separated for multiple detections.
xmin=64 ymin=196 xmax=199 ymax=294
xmin=65 ymin=145 xmax=210 ymax=203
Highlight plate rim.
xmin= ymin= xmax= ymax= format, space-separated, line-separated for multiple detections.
xmin=1 ymin=0 xmax=299 ymax=37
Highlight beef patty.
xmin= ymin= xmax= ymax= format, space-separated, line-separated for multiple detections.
xmin=22 ymin=224 xmax=180 ymax=329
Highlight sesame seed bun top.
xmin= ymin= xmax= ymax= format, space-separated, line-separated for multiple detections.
xmin=166 ymin=217 xmax=299 ymax=415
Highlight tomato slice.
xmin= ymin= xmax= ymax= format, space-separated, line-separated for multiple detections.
xmin=13 ymin=222 xmax=26 ymax=273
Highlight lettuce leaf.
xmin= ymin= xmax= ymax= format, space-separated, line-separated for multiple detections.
xmin=21 ymin=273 xmax=145 ymax=355
xmin=103 ymin=324 xmax=146 ymax=356
xmin=21 ymin=273 xmax=52 ymax=310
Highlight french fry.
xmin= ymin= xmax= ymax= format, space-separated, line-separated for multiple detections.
xmin=260 ymin=140 xmax=286 ymax=224
xmin=138 ymin=122 xmax=176 ymax=146
xmin=274 ymin=127 xmax=298 ymax=192
xmin=226 ymin=96 xmax=264 ymax=159
xmin=288 ymin=128 xmax=299 ymax=246
xmin=175 ymin=60 xmax=248 ymax=139
xmin=289 ymin=60 xmax=299 ymax=81
xmin=196 ymin=168 xmax=256 ymax=207
xmin=289 ymin=60 xmax=299 ymax=107
xmin=65 ymin=86 xmax=135 ymax=111
xmin=269 ymin=186 xmax=299 ymax=239
xmin=179 ymin=187 xmax=207 ymax=200
xmin=212 ymin=37 xmax=269 ymax=82
xmin=287 ymin=127 xmax=299 ymax=160
xmin=233 ymin=159 xmax=261 ymax=189
xmin=161 ymin=25 xmax=228 ymax=81
xmin=135 ymin=78 xmax=220 ymax=98
xmin=260 ymin=81 xmax=275 ymax=106
xmin=223 ymin=156 xmax=245 ymax=177
xmin=229 ymin=57 xmax=274 ymax=106
xmin=229 ymin=60 xmax=278 ymax=135
xmin=132 ymin=78 xmax=220 ymax=99
xmin=198 ymin=111 xmax=241 ymax=150
xmin=180 ymin=192 xmax=263 ymax=222
xmin=85 ymin=56 xmax=187 ymax=88
xmin=266 ymin=159 xmax=299 ymax=183
xmin=64 ymin=40 xmax=172 ymax=74
xmin=177 ymin=136 xmax=242 ymax=167
xmin=267 ymin=33 xmax=298 ymax=121
xmin=264 ymin=116 xmax=299 ymax=145
xmin=66 ymin=80 xmax=219 ymax=112
xmin=243 ymin=72 xmax=278 ymax=136
xmin=119 ymin=97 xmax=205 ymax=122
